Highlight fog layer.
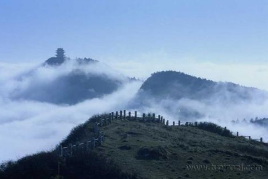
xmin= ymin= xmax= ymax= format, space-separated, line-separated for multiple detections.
xmin=1 ymin=61 xmax=268 ymax=162
xmin=0 ymin=61 xmax=141 ymax=162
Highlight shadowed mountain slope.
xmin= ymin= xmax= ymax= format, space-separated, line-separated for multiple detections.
xmin=140 ymin=71 xmax=267 ymax=103
xmin=132 ymin=71 xmax=268 ymax=120
xmin=10 ymin=49 xmax=127 ymax=105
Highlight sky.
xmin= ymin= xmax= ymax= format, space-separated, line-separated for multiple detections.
xmin=0 ymin=0 xmax=268 ymax=89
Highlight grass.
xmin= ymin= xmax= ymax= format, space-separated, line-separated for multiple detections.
xmin=1 ymin=115 xmax=268 ymax=179
xmin=98 ymin=119 xmax=268 ymax=179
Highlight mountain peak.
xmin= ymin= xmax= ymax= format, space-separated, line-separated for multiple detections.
xmin=44 ymin=48 xmax=66 ymax=66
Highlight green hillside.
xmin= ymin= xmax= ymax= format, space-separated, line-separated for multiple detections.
xmin=1 ymin=112 xmax=268 ymax=179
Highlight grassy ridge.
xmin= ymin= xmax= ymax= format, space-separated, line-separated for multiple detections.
xmin=98 ymin=120 xmax=268 ymax=179
xmin=1 ymin=115 xmax=268 ymax=179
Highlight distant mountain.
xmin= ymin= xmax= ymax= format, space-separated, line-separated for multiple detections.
xmin=139 ymin=71 xmax=267 ymax=103
xmin=10 ymin=49 xmax=127 ymax=105
xmin=135 ymin=71 xmax=268 ymax=120
xmin=251 ymin=118 xmax=268 ymax=126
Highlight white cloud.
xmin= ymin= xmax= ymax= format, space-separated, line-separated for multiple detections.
xmin=1 ymin=57 xmax=268 ymax=163
xmin=0 ymin=80 xmax=142 ymax=162
xmin=0 ymin=61 xmax=142 ymax=162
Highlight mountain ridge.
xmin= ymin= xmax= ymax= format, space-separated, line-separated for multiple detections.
xmin=140 ymin=70 xmax=267 ymax=102
xmin=1 ymin=113 xmax=268 ymax=179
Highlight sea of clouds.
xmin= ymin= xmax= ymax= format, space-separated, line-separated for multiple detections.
xmin=1 ymin=60 xmax=268 ymax=163
xmin=0 ymin=61 xmax=141 ymax=162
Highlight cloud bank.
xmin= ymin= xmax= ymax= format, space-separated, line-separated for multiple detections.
xmin=0 ymin=61 xmax=142 ymax=162
xmin=1 ymin=59 xmax=268 ymax=163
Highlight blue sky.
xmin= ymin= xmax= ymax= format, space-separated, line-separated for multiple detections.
xmin=0 ymin=0 xmax=267 ymax=64
xmin=1 ymin=0 xmax=268 ymax=90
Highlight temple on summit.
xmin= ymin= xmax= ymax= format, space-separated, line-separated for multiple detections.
xmin=44 ymin=48 xmax=66 ymax=66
